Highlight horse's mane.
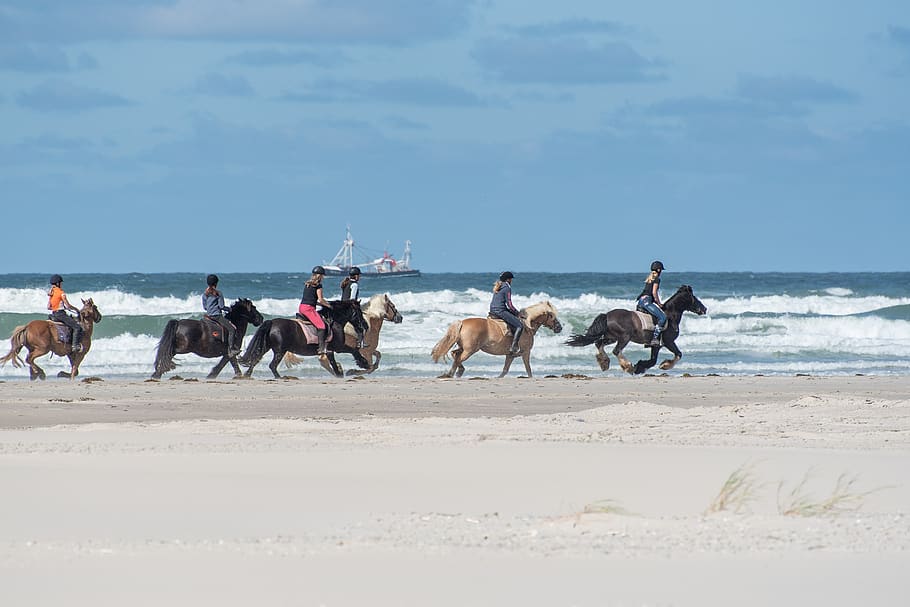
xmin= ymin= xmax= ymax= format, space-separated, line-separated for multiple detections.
xmin=524 ymin=300 xmax=557 ymax=320
xmin=361 ymin=294 xmax=386 ymax=320
xmin=663 ymin=285 xmax=691 ymax=310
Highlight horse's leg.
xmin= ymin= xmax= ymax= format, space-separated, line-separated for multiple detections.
xmin=371 ymin=350 xmax=381 ymax=371
xmin=268 ymin=349 xmax=285 ymax=379
xmin=26 ymin=348 xmax=48 ymax=381
xmin=594 ymin=338 xmax=610 ymax=371
xmin=229 ymin=357 xmax=244 ymax=379
xmin=326 ymin=353 xmax=343 ymax=378
xmin=634 ymin=347 xmax=660 ymax=375
xmin=497 ymin=355 xmax=514 ymax=378
xmin=207 ymin=356 xmax=230 ymax=379
xmin=659 ymin=340 xmax=683 ymax=371
xmin=64 ymin=353 xmax=83 ymax=379
xmin=612 ymin=339 xmax=635 ymax=374
xmin=453 ymin=346 xmax=477 ymax=378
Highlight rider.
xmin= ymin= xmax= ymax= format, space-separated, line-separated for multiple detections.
xmin=637 ymin=261 xmax=667 ymax=347
xmin=489 ymin=270 xmax=523 ymax=355
xmin=202 ymin=274 xmax=241 ymax=358
xmin=300 ymin=266 xmax=333 ymax=355
xmin=340 ymin=266 xmax=366 ymax=348
xmin=340 ymin=266 xmax=361 ymax=301
xmin=47 ymin=274 xmax=83 ymax=353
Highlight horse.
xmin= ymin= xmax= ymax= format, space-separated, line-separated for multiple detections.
xmin=283 ymin=293 xmax=403 ymax=375
xmin=431 ymin=301 xmax=563 ymax=378
xmin=0 ymin=298 xmax=102 ymax=380
xmin=151 ymin=298 xmax=264 ymax=380
xmin=239 ymin=300 xmax=370 ymax=379
xmin=565 ymin=285 xmax=707 ymax=375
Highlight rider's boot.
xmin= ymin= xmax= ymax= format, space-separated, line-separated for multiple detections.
xmin=71 ymin=326 xmax=84 ymax=353
xmin=508 ymin=325 xmax=524 ymax=355
xmin=317 ymin=328 xmax=327 ymax=355
xmin=647 ymin=328 xmax=662 ymax=347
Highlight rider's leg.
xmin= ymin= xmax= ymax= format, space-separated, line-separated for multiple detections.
xmin=54 ymin=311 xmax=83 ymax=353
xmin=643 ymin=302 xmax=666 ymax=346
xmin=502 ymin=312 xmax=524 ymax=355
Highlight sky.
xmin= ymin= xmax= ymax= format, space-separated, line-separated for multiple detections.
xmin=1 ymin=0 xmax=908 ymax=274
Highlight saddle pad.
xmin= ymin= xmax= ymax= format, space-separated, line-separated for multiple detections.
xmin=293 ymin=318 xmax=333 ymax=345
xmin=486 ymin=315 xmax=525 ymax=338
xmin=51 ymin=322 xmax=72 ymax=344
xmin=634 ymin=311 xmax=655 ymax=333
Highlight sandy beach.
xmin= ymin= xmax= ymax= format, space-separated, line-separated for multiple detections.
xmin=1 ymin=374 xmax=908 ymax=606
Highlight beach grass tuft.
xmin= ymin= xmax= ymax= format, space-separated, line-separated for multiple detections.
xmin=704 ymin=462 xmax=762 ymax=515
xmin=776 ymin=470 xmax=885 ymax=517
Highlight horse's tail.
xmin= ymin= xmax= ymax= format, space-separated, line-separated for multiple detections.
xmin=431 ymin=321 xmax=461 ymax=363
xmin=565 ymin=313 xmax=611 ymax=347
xmin=152 ymin=320 xmax=179 ymax=378
xmin=239 ymin=319 xmax=272 ymax=366
xmin=0 ymin=325 xmax=28 ymax=368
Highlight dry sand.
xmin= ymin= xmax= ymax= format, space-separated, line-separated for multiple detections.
xmin=1 ymin=374 xmax=908 ymax=606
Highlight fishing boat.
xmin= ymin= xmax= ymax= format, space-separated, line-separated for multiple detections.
xmin=323 ymin=227 xmax=421 ymax=278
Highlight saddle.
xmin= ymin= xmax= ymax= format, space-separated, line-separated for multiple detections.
xmin=294 ymin=313 xmax=334 ymax=345
xmin=202 ymin=316 xmax=235 ymax=345
xmin=50 ymin=321 xmax=73 ymax=345
xmin=486 ymin=314 xmax=524 ymax=338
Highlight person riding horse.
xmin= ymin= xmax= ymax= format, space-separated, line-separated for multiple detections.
xmin=203 ymin=274 xmax=241 ymax=358
xmin=47 ymin=274 xmax=83 ymax=353
xmin=489 ymin=271 xmax=523 ymax=355
xmin=637 ymin=261 xmax=667 ymax=346
xmin=299 ymin=266 xmax=333 ymax=355
xmin=340 ymin=266 xmax=365 ymax=348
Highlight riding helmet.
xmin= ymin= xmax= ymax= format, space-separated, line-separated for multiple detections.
xmin=49 ymin=274 xmax=63 ymax=285
xmin=349 ymin=266 xmax=361 ymax=277
xmin=650 ymin=261 xmax=665 ymax=272
xmin=499 ymin=271 xmax=514 ymax=281
xmin=206 ymin=274 xmax=219 ymax=286
xmin=312 ymin=265 xmax=326 ymax=275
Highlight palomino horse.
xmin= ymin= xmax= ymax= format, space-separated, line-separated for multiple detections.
xmin=565 ymin=285 xmax=707 ymax=375
xmin=151 ymin=298 xmax=264 ymax=380
xmin=431 ymin=301 xmax=562 ymax=378
xmin=240 ymin=300 xmax=369 ymax=378
xmin=284 ymin=293 xmax=403 ymax=375
xmin=0 ymin=298 xmax=102 ymax=380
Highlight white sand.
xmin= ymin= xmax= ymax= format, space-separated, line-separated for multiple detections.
xmin=1 ymin=375 xmax=908 ymax=606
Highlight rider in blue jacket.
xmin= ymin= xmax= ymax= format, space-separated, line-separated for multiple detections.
xmin=490 ymin=271 xmax=523 ymax=355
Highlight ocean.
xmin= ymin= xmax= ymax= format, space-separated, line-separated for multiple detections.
xmin=1 ymin=272 xmax=909 ymax=380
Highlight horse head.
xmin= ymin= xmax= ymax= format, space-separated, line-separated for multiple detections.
xmin=80 ymin=298 xmax=102 ymax=323
xmin=229 ymin=298 xmax=264 ymax=327
xmin=667 ymin=285 xmax=708 ymax=316
xmin=525 ymin=301 xmax=563 ymax=334
xmin=381 ymin=294 xmax=403 ymax=324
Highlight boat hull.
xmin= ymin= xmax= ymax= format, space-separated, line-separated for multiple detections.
xmin=324 ymin=268 xmax=421 ymax=278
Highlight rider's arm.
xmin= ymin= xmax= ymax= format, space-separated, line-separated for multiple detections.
xmin=61 ymin=293 xmax=79 ymax=313
xmin=650 ymin=282 xmax=662 ymax=306
xmin=316 ymin=286 xmax=332 ymax=308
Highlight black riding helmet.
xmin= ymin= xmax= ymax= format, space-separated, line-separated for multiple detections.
xmin=312 ymin=265 xmax=326 ymax=275
xmin=499 ymin=271 xmax=514 ymax=281
xmin=650 ymin=261 xmax=665 ymax=272
xmin=349 ymin=266 xmax=361 ymax=277
xmin=49 ymin=274 xmax=63 ymax=285
xmin=206 ymin=274 xmax=219 ymax=286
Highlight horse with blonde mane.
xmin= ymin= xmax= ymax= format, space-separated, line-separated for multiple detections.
xmin=431 ymin=301 xmax=562 ymax=378
xmin=0 ymin=298 xmax=102 ymax=380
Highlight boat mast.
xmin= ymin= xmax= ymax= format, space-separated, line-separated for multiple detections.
xmin=400 ymin=240 xmax=413 ymax=271
xmin=328 ymin=226 xmax=355 ymax=268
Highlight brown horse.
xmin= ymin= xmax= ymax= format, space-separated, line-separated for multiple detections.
xmin=431 ymin=301 xmax=562 ymax=378
xmin=0 ymin=298 xmax=102 ymax=380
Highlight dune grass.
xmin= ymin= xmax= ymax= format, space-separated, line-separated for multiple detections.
xmin=704 ymin=462 xmax=763 ymax=515
xmin=777 ymin=470 xmax=885 ymax=517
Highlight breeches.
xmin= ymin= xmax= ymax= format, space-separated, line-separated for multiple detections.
xmin=492 ymin=310 xmax=522 ymax=331
xmin=298 ymin=304 xmax=326 ymax=330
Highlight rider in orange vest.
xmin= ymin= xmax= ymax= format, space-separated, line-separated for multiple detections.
xmin=47 ymin=274 xmax=83 ymax=352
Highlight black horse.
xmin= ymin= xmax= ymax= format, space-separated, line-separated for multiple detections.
xmin=566 ymin=285 xmax=707 ymax=375
xmin=151 ymin=298 xmax=264 ymax=380
xmin=239 ymin=300 xmax=369 ymax=378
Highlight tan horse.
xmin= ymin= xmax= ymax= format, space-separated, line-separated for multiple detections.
xmin=0 ymin=298 xmax=102 ymax=380
xmin=341 ymin=293 xmax=403 ymax=374
xmin=431 ymin=301 xmax=562 ymax=378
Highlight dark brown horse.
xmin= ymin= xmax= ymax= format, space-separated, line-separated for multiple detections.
xmin=0 ymin=298 xmax=102 ymax=380
xmin=240 ymin=300 xmax=369 ymax=378
xmin=284 ymin=293 xmax=403 ymax=375
xmin=151 ymin=298 xmax=263 ymax=380
xmin=565 ymin=285 xmax=707 ymax=375
xmin=431 ymin=301 xmax=562 ymax=378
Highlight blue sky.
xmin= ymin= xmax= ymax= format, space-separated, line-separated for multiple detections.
xmin=1 ymin=0 xmax=908 ymax=273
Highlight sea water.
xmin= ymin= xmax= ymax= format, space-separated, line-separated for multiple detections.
xmin=1 ymin=272 xmax=908 ymax=380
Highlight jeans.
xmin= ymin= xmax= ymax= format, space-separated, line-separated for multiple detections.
xmin=492 ymin=310 xmax=522 ymax=332
xmin=638 ymin=296 xmax=667 ymax=330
